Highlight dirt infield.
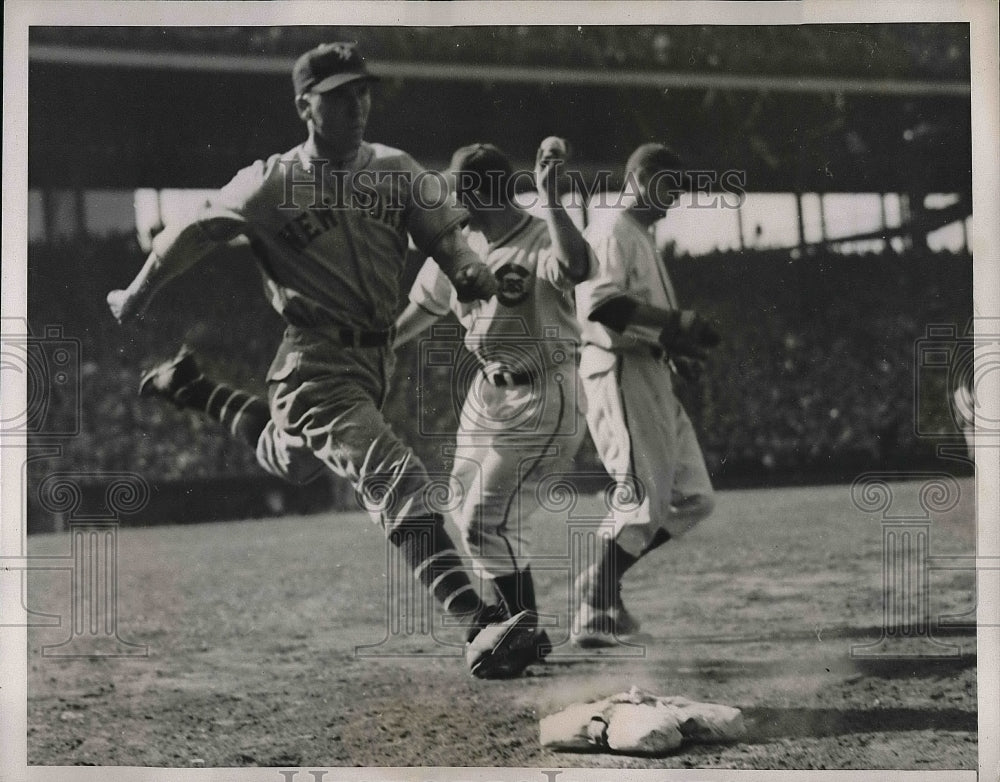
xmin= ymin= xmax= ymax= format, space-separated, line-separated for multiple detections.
xmin=25 ymin=480 xmax=977 ymax=770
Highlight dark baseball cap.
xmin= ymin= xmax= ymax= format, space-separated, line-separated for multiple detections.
xmin=293 ymin=42 xmax=377 ymax=96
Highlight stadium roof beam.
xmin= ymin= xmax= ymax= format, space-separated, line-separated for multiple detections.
xmin=29 ymin=44 xmax=971 ymax=97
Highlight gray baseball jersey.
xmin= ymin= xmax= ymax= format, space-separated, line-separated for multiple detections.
xmin=151 ymin=141 xmax=464 ymax=332
xmin=149 ymin=141 xmax=469 ymax=535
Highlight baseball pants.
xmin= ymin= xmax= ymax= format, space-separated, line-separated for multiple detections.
xmin=581 ymin=347 xmax=715 ymax=558
xmin=255 ymin=326 xmax=433 ymax=531
xmin=449 ymin=371 xmax=585 ymax=577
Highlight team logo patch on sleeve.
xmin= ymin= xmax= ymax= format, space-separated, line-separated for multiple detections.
xmin=494 ymin=263 xmax=531 ymax=306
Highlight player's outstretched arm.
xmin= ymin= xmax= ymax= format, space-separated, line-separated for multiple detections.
xmin=429 ymin=227 xmax=498 ymax=303
xmin=535 ymin=137 xmax=591 ymax=284
xmin=106 ymin=215 xmax=247 ymax=325
xmin=106 ymin=248 xmax=186 ymax=325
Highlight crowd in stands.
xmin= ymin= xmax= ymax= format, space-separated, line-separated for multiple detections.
xmin=26 ymin=234 xmax=283 ymax=486
xmin=23 ymin=233 xmax=973 ymax=515
xmin=670 ymin=247 xmax=973 ymax=478
xmin=31 ymin=24 xmax=969 ymax=81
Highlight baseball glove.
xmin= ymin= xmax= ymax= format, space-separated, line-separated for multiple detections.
xmin=658 ymin=310 xmax=721 ymax=360
xmin=453 ymin=262 xmax=499 ymax=303
xmin=670 ymin=355 xmax=705 ymax=383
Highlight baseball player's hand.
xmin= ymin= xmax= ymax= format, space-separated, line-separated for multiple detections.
xmin=453 ymin=262 xmax=498 ymax=303
xmin=658 ymin=310 xmax=721 ymax=360
xmin=107 ymin=285 xmax=156 ymax=325
xmin=107 ymin=289 xmax=140 ymax=324
xmin=535 ymin=136 xmax=569 ymax=206
xmin=670 ymin=355 xmax=704 ymax=383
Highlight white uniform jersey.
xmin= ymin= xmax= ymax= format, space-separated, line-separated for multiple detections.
xmin=150 ymin=141 xmax=464 ymax=332
xmin=408 ymin=212 xmax=588 ymax=578
xmin=409 ymin=214 xmax=585 ymax=376
xmin=574 ymin=205 xmax=714 ymax=555
xmin=576 ymin=206 xmax=679 ymax=365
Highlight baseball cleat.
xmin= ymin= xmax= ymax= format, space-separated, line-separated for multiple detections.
xmin=570 ymin=574 xmax=640 ymax=647
xmin=139 ymin=345 xmax=202 ymax=406
xmin=570 ymin=601 xmax=620 ymax=648
xmin=609 ymin=587 xmax=642 ymax=636
xmin=466 ymin=609 xmax=539 ymax=679
xmin=570 ymin=603 xmax=641 ymax=648
xmin=572 ymin=565 xmax=642 ymax=644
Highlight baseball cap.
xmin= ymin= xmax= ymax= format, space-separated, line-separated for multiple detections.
xmin=626 ymin=143 xmax=693 ymax=189
xmin=293 ymin=42 xmax=377 ymax=96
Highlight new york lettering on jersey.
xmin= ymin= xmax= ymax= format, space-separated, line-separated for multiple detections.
xmin=273 ymin=161 xmax=407 ymax=252
xmin=215 ymin=141 xmax=460 ymax=331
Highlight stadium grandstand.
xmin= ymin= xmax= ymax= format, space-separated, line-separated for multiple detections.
xmin=28 ymin=25 xmax=970 ymax=78
xmin=23 ymin=25 xmax=973 ymax=530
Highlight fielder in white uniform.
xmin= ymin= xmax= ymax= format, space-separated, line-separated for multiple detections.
xmin=106 ymin=42 xmax=540 ymax=679
xmin=572 ymin=143 xmax=722 ymax=646
xmin=394 ymin=141 xmax=592 ymax=649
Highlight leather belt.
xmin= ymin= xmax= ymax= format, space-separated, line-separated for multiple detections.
xmin=483 ymin=369 xmax=534 ymax=387
xmin=336 ymin=326 xmax=396 ymax=348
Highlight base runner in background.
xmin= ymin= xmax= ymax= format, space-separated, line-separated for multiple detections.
xmin=572 ymin=143 xmax=723 ymax=647
xmin=394 ymin=139 xmax=593 ymax=660
xmin=106 ymin=42 xmax=540 ymax=679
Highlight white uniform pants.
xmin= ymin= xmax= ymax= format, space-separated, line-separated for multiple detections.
xmin=449 ymin=371 xmax=585 ymax=577
xmin=581 ymin=346 xmax=715 ymax=558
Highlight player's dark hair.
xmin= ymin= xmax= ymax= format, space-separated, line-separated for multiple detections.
xmin=626 ymin=143 xmax=686 ymax=188
xmin=449 ymin=143 xmax=514 ymax=208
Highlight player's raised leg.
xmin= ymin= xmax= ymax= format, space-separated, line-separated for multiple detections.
xmin=256 ymin=339 xmax=540 ymax=678
xmin=139 ymin=345 xmax=272 ymax=451
xmin=139 ymin=340 xmax=537 ymax=678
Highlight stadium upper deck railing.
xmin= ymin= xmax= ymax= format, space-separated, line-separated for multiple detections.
xmin=28 ymin=24 xmax=970 ymax=82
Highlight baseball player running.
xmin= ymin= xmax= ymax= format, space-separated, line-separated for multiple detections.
xmin=572 ymin=142 xmax=721 ymax=646
xmin=106 ymin=42 xmax=540 ymax=679
xmin=394 ymin=140 xmax=592 ymax=656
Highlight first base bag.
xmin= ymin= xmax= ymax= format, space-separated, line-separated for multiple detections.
xmin=539 ymin=687 xmax=745 ymax=755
